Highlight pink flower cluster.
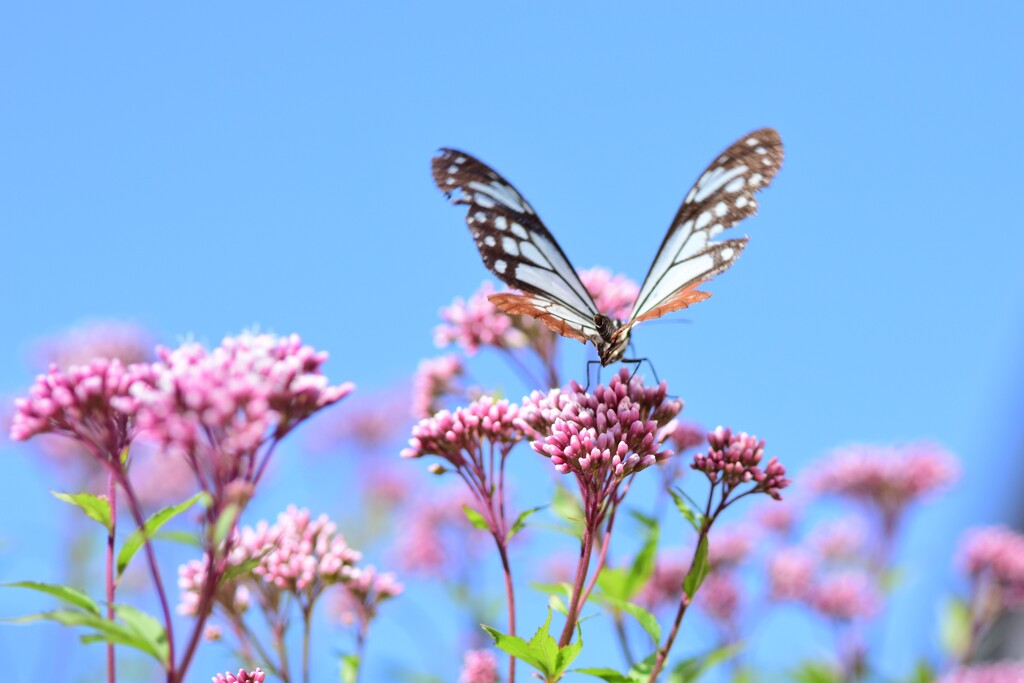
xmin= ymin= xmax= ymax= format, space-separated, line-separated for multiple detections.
xmin=459 ymin=649 xmax=500 ymax=683
xmin=177 ymin=559 xmax=251 ymax=617
xmin=709 ymin=527 xmax=755 ymax=569
xmin=638 ymin=552 xmax=691 ymax=612
xmin=394 ymin=487 xmax=481 ymax=575
xmin=411 ymin=354 xmax=464 ymax=420
xmin=435 ymin=282 xmax=528 ymax=354
xmin=936 ymin=662 xmax=1024 ymax=683
xmin=578 ymin=267 xmax=639 ymax=321
xmin=699 ymin=572 xmax=741 ymax=622
xmin=807 ymin=570 xmax=882 ymax=621
xmin=211 ymin=668 xmax=265 ymax=683
xmin=959 ymin=525 xmax=1024 ymax=608
xmin=691 ymin=426 xmax=790 ymax=499
xmin=522 ymin=369 xmax=681 ymax=483
xmin=811 ymin=442 xmax=958 ymax=519
xmin=401 ymin=396 xmax=524 ymax=467
xmin=767 ymin=547 xmax=817 ymax=601
xmin=126 ymin=334 xmax=353 ymax=512
xmin=10 ymin=358 xmax=154 ymax=459
xmin=332 ymin=564 xmax=404 ymax=627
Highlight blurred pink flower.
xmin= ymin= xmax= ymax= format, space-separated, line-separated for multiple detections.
xmin=211 ymin=668 xmax=265 ymax=683
xmin=435 ymin=282 xmax=528 ymax=354
xmin=638 ymin=551 xmax=690 ymax=612
xmin=33 ymin=320 xmax=155 ymax=369
xmin=755 ymin=499 xmax=800 ymax=536
xmin=809 ymin=570 xmax=882 ymax=621
xmin=127 ymin=444 xmax=198 ymax=510
xmin=459 ymin=649 xmax=500 ymax=683
xmin=959 ymin=525 xmax=1024 ymax=608
xmin=667 ymin=419 xmax=706 ymax=453
xmin=708 ymin=526 xmax=755 ymax=569
xmin=936 ymin=661 xmax=1024 ymax=683
xmin=411 ymin=354 xmax=464 ymax=420
xmin=10 ymin=359 xmax=154 ymax=462
xmin=578 ymin=267 xmax=639 ymax=321
xmin=767 ymin=547 xmax=817 ymax=601
xmin=177 ymin=558 xmax=250 ymax=617
xmin=307 ymin=388 xmax=407 ymax=454
xmin=812 ymin=442 xmax=958 ymax=523
xmin=810 ymin=517 xmax=867 ymax=561
xmin=698 ymin=571 xmax=740 ymax=623
xmin=330 ymin=565 xmax=404 ymax=631
xmin=691 ymin=426 xmax=791 ymax=500
xmin=393 ymin=486 xmax=482 ymax=576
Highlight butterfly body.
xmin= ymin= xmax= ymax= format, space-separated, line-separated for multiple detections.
xmin=433 ymin=130 xmax=783 ymax=368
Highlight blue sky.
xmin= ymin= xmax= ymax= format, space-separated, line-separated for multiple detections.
xmin=2 ymin=3 xmax=1023 ymax=681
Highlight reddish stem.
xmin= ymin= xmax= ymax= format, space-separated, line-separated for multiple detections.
xmin=106 ymin=470 xmax=117 ymax=683
xmin=558 ymin=519 xmax=597 ymax=647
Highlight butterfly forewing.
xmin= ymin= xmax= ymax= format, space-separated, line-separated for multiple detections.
xmin=628 ymin=128 xmax=784 ymax=326
xmin=432 ymin=149 xmax=602 ymax=342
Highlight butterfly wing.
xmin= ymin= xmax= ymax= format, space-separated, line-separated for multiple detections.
xmin=627 ymin=128 xmax=784 ymax=328
xmin=432 ymin=149 xmax=602 ymax=344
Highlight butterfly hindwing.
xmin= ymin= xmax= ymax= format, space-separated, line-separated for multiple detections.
xmin=432 ymin=149 xmax=602 ymax=342
xmin=629 ymin=128 xmax=784 ymax=326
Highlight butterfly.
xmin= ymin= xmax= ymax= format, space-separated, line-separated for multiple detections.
xmin=431 ymin=129 xmax=783 ymax=366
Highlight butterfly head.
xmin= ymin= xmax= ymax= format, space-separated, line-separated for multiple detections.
xmin=595 ymin=314 xmax=630 ymax=366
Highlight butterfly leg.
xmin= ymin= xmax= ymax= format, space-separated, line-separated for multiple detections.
xmin=584 ymin=360 xmax=604 ymax=392
xmin=621 ymin=357 xmax=660 ymax=385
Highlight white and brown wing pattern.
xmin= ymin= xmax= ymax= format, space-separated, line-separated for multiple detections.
xmin=431 ymin=148 xmax=602 ymax=344
xmin=626 ymin=128 xmax=785 ymax=328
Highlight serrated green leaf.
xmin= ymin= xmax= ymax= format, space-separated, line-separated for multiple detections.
xmin=596 ymin=567 xmax=630 ymax=600
xmin=51 ymin=491 xmax=112 ymax=532
xmin=527 ymin=608 xmax=559 ymax=676
xmin=549 ymin=594 xmax=569 ymax=616
xmin=482 ymin=624 xmax=542 ymax=670
xmin=555 ymin=631 xmax=584 ymax=676
xmin=510 ymin=505 xmax=547 ymax=539
xmin=683 ymin=536 xmax=710 ymax=598
xmin=576 ymin=668 xmax=631 ymax=682
xmin=117 ymin=492 xmax=206 ymax=577
xmin=5 ymin=609 xmax=165 ymax=663
xmin=3 ymin=581 xmax=101 ymax=615
xmin=221 ymin=555 xmax=262 ymax=583
xmin=592 ymin=593 xmax=660 ymax=647
xmin=939 ymin=597 xmax=972 ymax=660
xmin=340 ymin=654 xmax=360 ymax=683
xmin=670 ymin=488 xmax=704 ymax=532
xmin=114 ymin=604 xmax=169 ymax=665
xmin=462 ymin=505 xmax=491 ymax=532
xmin=667 ymin=643 xmax=742 ymax=683
xmin=626 ymin=654 xmax=657 ymax=682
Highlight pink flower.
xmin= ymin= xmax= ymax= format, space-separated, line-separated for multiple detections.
xmin=811 ymin=442 xmax=958 ymax=521
xmin=307 ymin=388 xmax=407 ymax=454
xmin=177 ymin=559 xmax=250 ymax=617
xmin=698 ymin=572 xmax=740 ymax=623
xmin=578 ymin=267 xmax=639 ymax=321
xmin=33 ymin=320 xmax=155 ymax=369
xmin=691 ymin=426 xmax=791 ymax=500
xmin=394 ymin=487 xmax=481 ymax=575
xmin=936 ymin=661 xmax=1024 ymax=683
xmin=638 ymin=552 xmax=690 ymax=612
xmin=130 ymin=333 xmax=353 ymax=509
xmin=10 ymin=359 xmax=155 ymax=460
xmin=459 ymin=649 xmax=500 ymax=683
xmin=411 ymin=354 xmax=464 ymax=420
xmin=435 ymin=282 xmax=528 ymax=354
xmin=211 ymin=668 xmax=265 ymax=683
xmin=959 ymin=526 xmax=1024 ymax=608
xmin=402 ymin=396 xmax=524 ymax=467
xmin=755 ymin=500 xmax=799 ymax=536
xmin=126 ymin=443 xmax=198 ymax=510
xmin=809 ymin=570 xmax=882 ymax=621
xmin=810 ymin=517 xmax=867 ymax=561
xmin=708 ymin=527 xmax=755 ymax=569
xmin=668 ymin=420 xmax=707 ymax=453
xmin=331 ymin=565 xmax=404 ymax=628
xmin=522 ymin=369 xmax=681 ymax=489
xmin=767 ymin=547 xmax=817 ymax=601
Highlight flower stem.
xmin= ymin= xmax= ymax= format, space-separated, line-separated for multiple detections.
xmin=106 ymin=470 xmax=117 ymax=683
xmin=302 ymin=603 xmax=313 ymax=683
xmin=497 ymin=540 xmax=518 ymax=683
xmin=558 ymin=521 xmax=596 ymax=647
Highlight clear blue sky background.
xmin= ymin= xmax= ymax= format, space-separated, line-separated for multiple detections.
xmin=2 ymin=3 xmax=1023 ymax=682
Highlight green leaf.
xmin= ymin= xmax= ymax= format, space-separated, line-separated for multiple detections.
xmin=530 ymin=581 xmax=575 ymax=602
xmin=939 ymin=597 xmax=971 ymax=660
xmin=667 ymin=643 xmax=742 ymax=683
xmin=221 ymin=555 xmax=263 ymax=583
xmin=549 ymin=594 xmax=569 ymax=616
xmin=51 ymin=491 xmax=112 ymax=532
xmin=153 ymin=530 xmax=202 ymax=547
xmin=340 ymin=654 xmax=360 ymax=683
xmin=462 ymin=505 xmax=491 ymax=532
xmin=623 ymin=516 xmax=659 ymax=599
xmin=789 ymin=661 xmax=843 ymax=683
xmin=577 ymin=668 xmax=631 ymax=682
xmin=510 ymin=505 xmax=547 ymax=539
xmin=592 ymin=593 xmax=661 ymax=647
xmin=683 ymin=535 xmax=710 ymax=598
xmin=527 ymin=608 xmax=559 ymax=676
xmin=596 ymin=567 xmax=630 ymax=600
xmin=3 ymin=581 xmax=100 ymax=615
xmin=555 ymin=630 xmax=584 ymax=677
xmin=670 ymin=488 xmax=704 ymax=532
xmin=551 ymin=484 xmax=585 ymax=539
xmin=212 ymin=501 xmax=240 ymax=548
xmin=904 ymin=660 xmax=936 ymax=683
xmin=482 ymin=624 xmax=542 ymax=671
xmin=5 ymin=608 xmax=167 ymax=664
xmin=117 ymin=492 xmax=207 ymax=577
xmin=114 ymin=604 xmax=169 ymax=665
